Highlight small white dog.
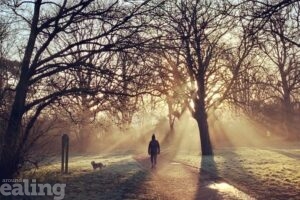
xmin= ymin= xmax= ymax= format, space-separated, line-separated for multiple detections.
xmin=91 ymin=161 xmax=105 ymax=170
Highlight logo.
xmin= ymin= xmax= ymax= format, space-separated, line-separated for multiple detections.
xmin=1 ymin=179 xmax=66 ymax=200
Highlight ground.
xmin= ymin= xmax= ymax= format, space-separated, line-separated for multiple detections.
xmin=10 ymin=147 xmax=300 ymax=200
xmin=175 ymin=147 xmax=300 ymax=200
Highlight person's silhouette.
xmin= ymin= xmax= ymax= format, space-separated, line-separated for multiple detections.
xmin=148 ymin=134 xmax=160 ymax=168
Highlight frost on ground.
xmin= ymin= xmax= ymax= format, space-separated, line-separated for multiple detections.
xmin=175 ymin=147 xmax=300 ymax=200
xmin=22 ymin=153 xmax=157 ymax=200
xmin=18 ymin=147 xmax=300 ymax=200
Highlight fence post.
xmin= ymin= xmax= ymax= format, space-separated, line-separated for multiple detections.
xmin=61 ymin=134 xmax=69 ymax=174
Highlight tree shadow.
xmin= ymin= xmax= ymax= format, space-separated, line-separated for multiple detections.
xmin=194 ymin=152 xmax=260 ymax=200
xmin=194 ymin=156 xmax=224 ymax=200
xmin=215 ymin=148 xmax=285 ymax=199
xmin=268 ymin=149 xmax=300 ymax=160
xmin=218 ymin=149 xmax=262 ymax=197
xmin=218 ymin=148 xmax=300 ymax=199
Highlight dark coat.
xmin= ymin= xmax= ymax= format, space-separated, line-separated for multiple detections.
xmin=148 ymin=139 xmax=160 ymax=155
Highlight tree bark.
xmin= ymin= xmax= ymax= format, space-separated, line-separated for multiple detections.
xmin=195 ymin=110 xmax=213 ymax=155
xmin=282 ymin=87 xmax=293 ymax=138
xmin=0 ymin=0 xmax=41 ymax=180
xmin=194 ymin=77 xmax=213 ymax=156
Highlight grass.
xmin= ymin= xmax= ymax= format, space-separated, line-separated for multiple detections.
xmin=19 ymin=153 xmax=153 ymax=200
xmin=175 ymin=147 xmax=300 ymax=200
xmin=15 ymin=146 xmax=300 ymax=200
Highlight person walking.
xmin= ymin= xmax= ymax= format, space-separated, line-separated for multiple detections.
xmin=148 ymin=134 xmax=160 ymax=169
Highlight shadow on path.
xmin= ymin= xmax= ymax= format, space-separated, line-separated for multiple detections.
xmin=135 ymin=153 xmax=235 ymax=200
xmin=194 ymin=155 xmax=256 ymax=200
xmin=218 ymin=148 xmax=300 ymax=200
xmin=194 ymin=156 xmax=223 ymax=200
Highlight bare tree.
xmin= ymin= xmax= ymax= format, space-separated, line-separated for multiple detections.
xmin=0 ymin=17 xmax=18 ymax=141
xmin=256 ymin=7 xmax=300 ymax=136
xmin=156 ymin=0 xmax=256 ymax=155
xmin=0 ymin=0 xmax=158 ymax=180
xmin=225 ymin=0 xmax=300 ymax=137
xmin=240 ymin=0 xmax=300 ymax=47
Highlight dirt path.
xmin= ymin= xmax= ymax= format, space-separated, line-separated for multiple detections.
xmin=134 ymin=154 xmax=255 ymax=200
xmin=31 ymin=153 xmax=256 ymax=200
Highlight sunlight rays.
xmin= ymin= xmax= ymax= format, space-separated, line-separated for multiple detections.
xmin=208 ymin=108 xmax=271 ymax=148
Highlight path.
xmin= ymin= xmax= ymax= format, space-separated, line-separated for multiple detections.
xmin=34 ymin=153 xmax=256 ymax=200
xmin=134 ymin=154 xmax=255 ymax=200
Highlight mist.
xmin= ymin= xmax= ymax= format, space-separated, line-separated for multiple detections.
xmin=65 ymin=105 xmax=289 ymax=158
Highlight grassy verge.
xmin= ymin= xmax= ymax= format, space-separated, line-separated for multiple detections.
xmin=175 ymin=147 xmax=300 ymax=200
xmin=18 ymin=154 xmax=153 ymax=200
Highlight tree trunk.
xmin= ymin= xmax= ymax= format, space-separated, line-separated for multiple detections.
xmin=195 ymin=105 xmax=213 ymax=155
xmin=0 ymin=0 xmax=41 ymax=180
xmin=282 ymin=92 xmax=293 ymax=138
xmin=0 ymin=80 xmax=28 ymax=180
xmin=0 ymin=150 xmax=20 ymax=182
xmin=281 ymin=72 xmax=293 ymax=138
xmin=166 ymin=99 xmax=175 ymax=134
xmin=0 ymin=71 xmax=30 ymax=180
xmin=194 ymin=78 xmax=213 ymax=156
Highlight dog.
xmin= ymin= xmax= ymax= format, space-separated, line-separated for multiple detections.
xmin=91 ymin=161 xmax=105 ymax=170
